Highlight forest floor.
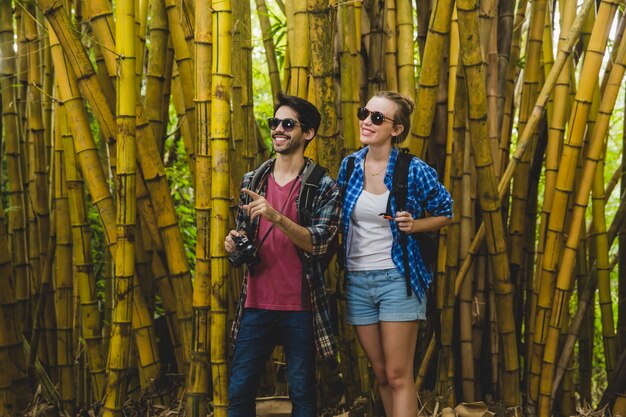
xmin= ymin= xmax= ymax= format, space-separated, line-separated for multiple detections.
xmin=22 ymin=386 xmax=608 ymax=417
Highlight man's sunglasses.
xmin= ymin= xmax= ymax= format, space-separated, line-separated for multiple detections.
xmin=267 ymin=117 xmax=303 ymax=132
xmin=357 ymin=107 xmax=396 ymax=125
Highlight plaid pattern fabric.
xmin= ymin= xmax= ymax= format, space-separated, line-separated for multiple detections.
xmin=337 ymin=147 xmax=453 ymax=301
xmin=230 ymin=158 xmax=340 ymax=358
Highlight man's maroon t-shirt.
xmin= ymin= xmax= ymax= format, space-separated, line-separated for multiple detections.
xmin=244 ymin=174 xmax=311 ymax=311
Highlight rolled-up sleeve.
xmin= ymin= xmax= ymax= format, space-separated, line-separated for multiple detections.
xmin=305 ymin=177 xmax=341 ymax=256
xmin=413 ymin=161 xmax=453 ymax=219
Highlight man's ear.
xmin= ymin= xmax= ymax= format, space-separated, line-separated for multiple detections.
xmin=304 ymin=127 xmax=315 ymax=141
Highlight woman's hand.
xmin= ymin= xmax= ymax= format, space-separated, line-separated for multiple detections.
xmin=394 ymin=211 xmax=414 ymax=234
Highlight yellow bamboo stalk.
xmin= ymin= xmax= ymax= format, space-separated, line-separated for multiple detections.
xmin=591 ymin=144 xmax=616 ymax=376
xmin=25 ymin=0 xmax=50 ymax=293
xmin=38 ymin=0 xmax=117 ymax=157
xmin=0 ymin=2 xmax=29 ymax=341
xmin=210 ymin=2 xmax=232 ymax=416
xmin=308 ymin=0 xmax=340 ymax=174
xmin=186 ymin=2 xmax=212 ymax=415
xmin=86 ymin=0 xmax=117 ymax=100
xmin=59 ymin=111 xmax=107 ymax=401
xmin=49 ymin=3 xmax=163 ymax=402
xmin=536 ymin=0 xmax=576 ymax=274
xmin=453 ymin=0 xmax=597 ymax=299
xmin=456 ymin=0 xmax=520 ymax=407
xmin=239 ymin=0 xmax=257 ymax=173
xmin=537 ymin=15 xmax=625 ymax=416
xmin=364 ymin=0 xmax=385 ymax=96
xmin=165 ymin=0 xmax=197 ymax=175
xmin=54 ymin=109 xmax=76 ymax=415
xmin=408 ymin=0 xmax=454 ymax=158
xmin=533 ymin=1 xmax=620 ymax=410
xmin=255 ymin=0 xmax=282 ymax=103
xmin=103 ymin=2 xmax=137 ymax=415
xmin=339 ymin=3 xmax=360 ymax=153
xmin=383 ymin=0 xmax=398 ymax=92
xmin=44 ymin=0 xmax=194 ymax=374
xmin=232 ymin=1 xmax=247 ymax=181
xmin=396 ymin=0 xmax=415 ymax=99
xmin=144 ymin=0 xmax=170 ymax=146
xmin=454 ymin=65 xmax=476 ymax=402
xmin=285 ymin=0 xmax=309 ymax=97
xmin=486 ymin=3 xmax=499 ymax=173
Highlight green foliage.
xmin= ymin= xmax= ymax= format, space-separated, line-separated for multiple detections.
xmin=163 ymin=130 xmax=196 ymax=278
xmin=250 ymin=0 xmax=286 ymax=151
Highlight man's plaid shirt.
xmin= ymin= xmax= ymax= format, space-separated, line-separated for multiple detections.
xmin=337 ymin=147 xmax=453 ymax=301
xmin=230 ymin=158 xmax=340 ymax=358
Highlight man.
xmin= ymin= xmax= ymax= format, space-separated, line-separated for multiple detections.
xmin=224 ymin=93 xmax=340 ymax=417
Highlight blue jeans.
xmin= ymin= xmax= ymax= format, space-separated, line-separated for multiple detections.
xmin=228 ymin=308 xmax=316 ymax=417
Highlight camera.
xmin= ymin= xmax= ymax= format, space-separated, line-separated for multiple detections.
xmin=228 ymin=235 xmax=261 ymax=268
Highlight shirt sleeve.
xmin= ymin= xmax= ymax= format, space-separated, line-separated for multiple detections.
xmin=305 ymin=176 xmax=341 ymax=256
xmin=412 ymin=159 xmax=454 ymax=219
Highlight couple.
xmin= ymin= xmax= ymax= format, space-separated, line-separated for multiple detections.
xmin=224 ymin=92 xmax=453 ymax=417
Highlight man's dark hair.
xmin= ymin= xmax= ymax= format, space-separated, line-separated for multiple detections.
xmin=274 ymin=92 xmax=322 ymax=138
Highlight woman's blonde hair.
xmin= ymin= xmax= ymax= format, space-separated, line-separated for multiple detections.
xmin=375 ymin=91 xmax=415 ymax=144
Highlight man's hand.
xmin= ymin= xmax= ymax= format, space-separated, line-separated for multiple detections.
xmin=224 ymin=230 xmax=243 ymax=254
xmin=242 ymin=188 xmax=282 ymax=224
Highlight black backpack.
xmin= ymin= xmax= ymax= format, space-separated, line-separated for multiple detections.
xmin=344 ymin=151 xmax=437 ymax=295
xmin=247 ymin=159 xmax=338 ymax=271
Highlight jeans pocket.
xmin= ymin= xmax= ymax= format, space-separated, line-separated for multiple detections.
xmin=384 ymin=268 xmax=404 ymax=282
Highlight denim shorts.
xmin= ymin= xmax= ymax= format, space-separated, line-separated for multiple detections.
xmin=346 ymin=268 xmax=427 ymax=325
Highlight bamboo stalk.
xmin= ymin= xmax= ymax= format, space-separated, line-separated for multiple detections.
xmin=453 ymin=0 xmax=597 ymax=298
xmin=144 ymin=0 xmax=170 ymax=148
xmin=457 ymin=0 xmax=521 ymax=407
xmin=384 ymin=0 xmax=398 ymax=92
xmin=396 ymin=0 xmax=415 ymax=99
xmin=54 ymin=109 xmax=76 ymax=415
xmin=0 ymin=2 xmax=30 ymax=354
xmin=186 ymin=2 xmax=212 ymax=415
xmin=59 ymin=110 xmax=106 ymax=401
xmin=339 ymin=2 xmax=360 ymax=153
xmin=102 ymin=2 xmax=137 ymax=414
xmin=210 ymin=2 xmax=232 ymax=416
xmin=409 ymin=0 xmax=455 ymax=158
xmin=536 ymin=13 xmax=626 ymax=414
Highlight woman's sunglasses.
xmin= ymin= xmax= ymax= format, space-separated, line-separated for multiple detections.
xmin=357 ymin=107 xmax=396 ymax=125
xmin=267 ymin=117 xmax=303 ymax=132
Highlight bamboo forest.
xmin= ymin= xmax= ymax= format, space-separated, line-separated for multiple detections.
xmin=1 ymin=0 xmax=626 ymax=416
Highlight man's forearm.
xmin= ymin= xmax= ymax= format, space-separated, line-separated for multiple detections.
xmin=274 ymin=214 xmax=314 ymax=253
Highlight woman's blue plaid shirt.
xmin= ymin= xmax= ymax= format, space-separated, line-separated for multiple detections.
xmin=337 ymin=147 xmax=453 ymax=301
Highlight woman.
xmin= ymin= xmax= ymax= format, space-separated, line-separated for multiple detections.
xmin=337 ymin=91 xmax=453 ymax=416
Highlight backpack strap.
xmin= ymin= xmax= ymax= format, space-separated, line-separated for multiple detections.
xmin=248 ymin=159 xmax=274 ymax=194
xmin=387 ymin=151 xmax=414 ymax=296
xmin=298 ymin=161 xmax=328 ymax=224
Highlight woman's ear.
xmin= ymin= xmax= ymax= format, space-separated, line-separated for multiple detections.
xmin=392 ymin=124 xmax=405 ymax=138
